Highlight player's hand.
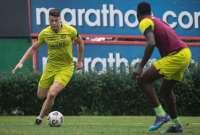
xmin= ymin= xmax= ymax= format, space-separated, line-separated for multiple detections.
xmin=12 ymin=62 xmax=23 ymax=74
xmin=76 ymin=61 xmax=83 ymax=70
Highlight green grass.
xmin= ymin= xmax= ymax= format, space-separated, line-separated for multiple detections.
xmin=0 ymin=116 xmax=200 ymax=135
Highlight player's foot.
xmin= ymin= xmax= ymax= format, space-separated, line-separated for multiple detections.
xmin=164 ymin=124 xmax=183 ymax=133
xmin=148 ymin=114 xmax=170 ymax=131
xmin=35 ymin=116 xmax=42 ymax=125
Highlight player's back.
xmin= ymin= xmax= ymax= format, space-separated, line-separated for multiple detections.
xmin=150 ymin=17 xmax=187 ymax=57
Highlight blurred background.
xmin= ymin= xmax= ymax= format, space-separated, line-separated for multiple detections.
xmin=0 ymin=0 xmax=199 ymax=116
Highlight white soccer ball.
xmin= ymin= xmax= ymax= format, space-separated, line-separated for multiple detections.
xmin=47 ymin=111 xmax=64 ymax=127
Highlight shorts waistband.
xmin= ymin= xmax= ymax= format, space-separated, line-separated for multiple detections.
xmin=169 ymin=47 xmax=187 ymax=55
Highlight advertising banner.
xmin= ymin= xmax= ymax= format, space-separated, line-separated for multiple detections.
xmin=30 ymin=0 xmax=200 ymax=73
xmin=31 ymin=0 xmax=200 ymax=36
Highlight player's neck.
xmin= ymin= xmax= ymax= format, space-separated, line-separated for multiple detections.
xmin=139 ymin=15 xmax=152 ymax=22
xmin=52 ymin=25 xmax=62 ymax=33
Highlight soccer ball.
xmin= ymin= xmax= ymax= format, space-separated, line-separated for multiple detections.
xmin=47 ymin=111 xmax=64 ymax=127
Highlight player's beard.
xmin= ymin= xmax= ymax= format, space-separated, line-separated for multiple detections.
xmin=51 ymin=24 xmax=61 ymax=33
xmin=52 ymin=26 xmax=59 ymax=33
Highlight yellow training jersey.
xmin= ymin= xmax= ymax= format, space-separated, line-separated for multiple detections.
xmin=139 ymin=18 xmax=155 ymax=34
xmin=37 ymin=24 xmax=77 ymax=70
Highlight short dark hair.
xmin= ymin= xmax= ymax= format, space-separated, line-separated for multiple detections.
xmin=137 ymin=2 xmax=151 ymax=18
xmin=49 ymin=8 xmax=60 ymax=17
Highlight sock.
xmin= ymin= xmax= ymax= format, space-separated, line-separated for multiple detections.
xmin=172 ymin=117 xmax=181 ymax=126
xmin=36 ymin=116 xmax=42 ymax=120
xmin=154 ymin=105 xmax=166 ymax=117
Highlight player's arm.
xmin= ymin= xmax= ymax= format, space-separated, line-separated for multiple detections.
xmin=12 ymin=41 xmax=40 ymax=74
xmin=134 ymin=18 xmax=156 ymax=77
xmin=139 ymin=26 xmax=156 ymax=68
xmin=74 ymin=34 xmax=84 ymax=70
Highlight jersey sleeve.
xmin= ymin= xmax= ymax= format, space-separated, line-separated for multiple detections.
xmin=139 ymin=18 xmax=155 ymax=34
xmin=37 ymin=31 xmax=45 ymax=47
xmin=69 ymin=26 xmax=78 ymax=40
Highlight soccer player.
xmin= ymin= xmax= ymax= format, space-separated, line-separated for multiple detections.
xmin=133 ymin=2 xmax=192 ymax=133
xmin=12 ymin=9 xmax=84 ymax=125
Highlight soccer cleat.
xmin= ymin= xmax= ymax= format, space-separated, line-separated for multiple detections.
xmin=148 ymin=114 xmax=170 ymax=131
xmin=165 ymin=124 xmax=183 ymax=133
xmin=35 ymin=117 xmax=42 ymax=125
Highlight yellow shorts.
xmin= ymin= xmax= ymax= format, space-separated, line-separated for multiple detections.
xmin=153 ymin=48 xmax=191 ymax=81
xmin=38 ymin=65 xmax=74 ymax=89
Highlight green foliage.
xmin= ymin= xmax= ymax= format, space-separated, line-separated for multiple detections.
xmin=175 ymin=63 xmax=200 ymax=115
xmin=0 ymin=64 xmax=199 ymax=115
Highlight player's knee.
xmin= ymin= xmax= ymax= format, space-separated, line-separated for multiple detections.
xmin=37 ymin=91 xmax=46 ymax=100
xmin=37 ymin=88 xmax=48 ymax=99
xmin=47 ymin=91 xmax=57 ymax=99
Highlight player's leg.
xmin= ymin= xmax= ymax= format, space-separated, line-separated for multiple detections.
xmin=35 ymin=72 xmax=54 ymax=125
xmin=37 ymin=71 xmax=54 ymax=100
xmin=160 ymin=79 xmax=183 ymax=133
xmin=160 ymin=79 xmax=178 ymax=119
xmin=38 ymin=81 xmax=65 ymax=119
xmin=138 ymin=66 xmax=161 ymax=107
xmin=37 ymin=87 xmax=48 ymax=99
xmin=36 ymin=66 xmax=74 ymax=125
xmin=160 ymin=48 xmax=191 ymax=133
xmin=35 ymin=87 xmax=48 ymax=124
xmin=138 ymin=65 xmax=170 ymax=131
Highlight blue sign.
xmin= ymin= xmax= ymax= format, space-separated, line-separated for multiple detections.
xmin=31 ymin=0 xmax=200 ymax=36
xmin=31 ymin=0 xmax=200 ymax=73
xmin=37 ymin=44 xmax=200 ymax=73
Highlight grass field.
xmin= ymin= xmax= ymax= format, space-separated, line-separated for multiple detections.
xmin=0 ymin=116 xmax=200 ymax=135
